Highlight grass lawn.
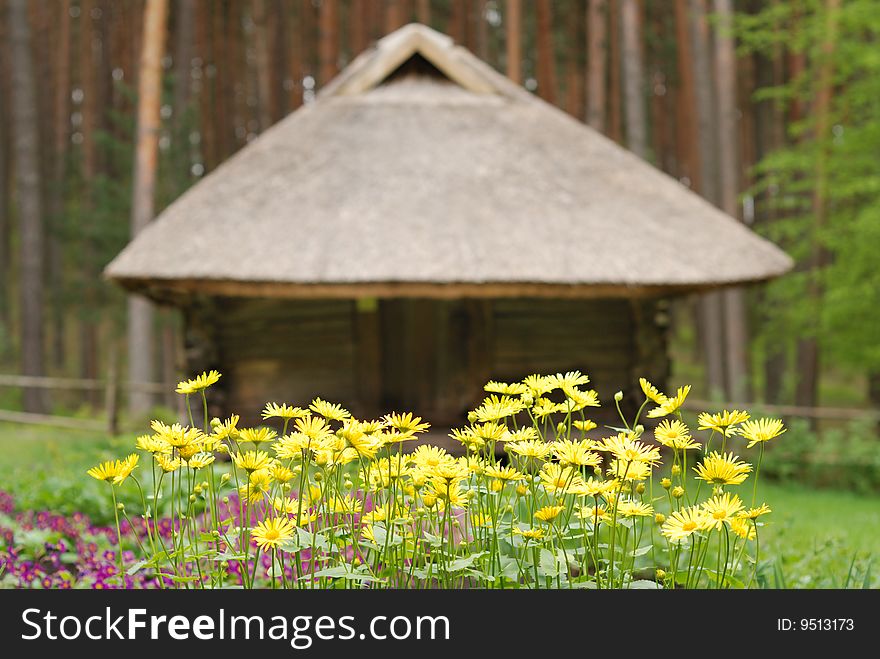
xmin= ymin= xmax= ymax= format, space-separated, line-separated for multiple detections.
xmin=756 ymin=481 xmax=879 ymax=587
xmin=1 ymin=422 xmax=877 ymax=587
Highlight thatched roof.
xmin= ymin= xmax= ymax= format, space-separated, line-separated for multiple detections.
xmin=106 ymin=24 xmax=792 ymax=302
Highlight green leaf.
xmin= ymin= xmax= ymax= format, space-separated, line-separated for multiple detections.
xmin=311 ymin=566 xmax=385 ymax=583
xmin=627 ymin=579 xmax=662 ymax=589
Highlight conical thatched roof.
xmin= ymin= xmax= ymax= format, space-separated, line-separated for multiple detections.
xmin=106 ymin=23 xmax=792 ymax=302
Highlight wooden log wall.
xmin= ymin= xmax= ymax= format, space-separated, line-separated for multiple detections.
xmin=184 ymin=296 xmax=669 ymax=427
xmin=203 ymin=297 xmax=358 ymax=423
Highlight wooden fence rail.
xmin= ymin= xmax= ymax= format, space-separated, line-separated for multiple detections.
xmin=0 ymin=371 xmax=168 ymax=434
xmin=683 ymin=399 xmax=880 ymax=421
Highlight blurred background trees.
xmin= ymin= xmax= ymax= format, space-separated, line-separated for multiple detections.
xmin=0 ymin=0 xmax=877 ymax=420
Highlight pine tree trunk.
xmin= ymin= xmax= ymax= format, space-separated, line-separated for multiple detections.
xmin=0 ymin=49 xmax=8 ymax=352
xmin=416 ymin=0 xmax=430 ymax=25
xmin=128 ymin=0 xmax=170 ymax=415
xmin=620 ymin=0 xmax=645 ymax=157
xmin=673 ymin=0 xmax=698 ymax=189
xmin=252 ymin=0 xmax=274 ymax=131
xmin=714 ymin=0 xmax=750 ymax=401
xmin=174 ymin=0 xmax=194 ymax=180
xmin=505 ymin=0 xmax=522 ymax=84
xmin=586 ymin=0 xmax=607 ymax=132
xmin=756 ymin=1 xmax=787 ymax=405
xmin=794 ymin=0 xmax=840 ymax=419
xmin=8 ymin=0 xmax=47 ymax=412
xmin=607 ymin=0 xmax=622 ymax=142
xmin=318 ymin=0 xmax=339 ymax=86
xmin=385 ymin=0 xmax=406 ymax=34
xmin=350 ymin=0 xmax=370 ymax=54
xmin=534 ymin=0 xmax=557 ymax=104
xmin=688 ymin=0 xmax=726 ymax=398
xmin=48 ymin=0 xmax=72 ymax=372
xmin=564 ymin=1 xmax=584 ymax=120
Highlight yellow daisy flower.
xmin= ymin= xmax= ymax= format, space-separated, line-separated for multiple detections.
xmin=175 ymin=370 xmax=220 ymax=395
xmin=639 ymin=377 xmax=668 ymax=404
xmin=309 ymin=398 xmax=351 ymax=422
xmin=661 ymin=506 xmax=709 ymax=542
xmin=654 ymin=419 xmax=701 ymax=450
xmin=646 ymin=385 xmax=691 ymax=418
xmin=261 ymin=402 xmax=308 ymax=420
xmin=701 ymin=492 xmax=745 ymax=530
xmin=697 ymin=409 xmax=751 ymax=437
xmin=693 ymin=451 xmax=752 ymax=486
xmin=534 ymin=505 xmax=565 ymax=523
xmin=232 ymin=450 xmax=272 ymax=473
xmin=739 ymin=418 xmax=786 ymax=448
xmin=251 ymin=517 xmax=295 ymax=552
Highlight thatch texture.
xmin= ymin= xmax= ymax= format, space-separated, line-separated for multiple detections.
xmin=106 ymin=24 xmax=792 ymax=301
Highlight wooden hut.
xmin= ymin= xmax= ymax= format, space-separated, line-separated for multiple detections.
xmin=106 ymin=24 xmax=792 ymax=427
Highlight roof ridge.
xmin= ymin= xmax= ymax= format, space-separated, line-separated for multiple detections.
xmin=318 ymin=22 xmax=529 ymax=100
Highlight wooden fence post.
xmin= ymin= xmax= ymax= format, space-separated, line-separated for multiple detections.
xmin=105 ymin=347 xmax=120 ymax=435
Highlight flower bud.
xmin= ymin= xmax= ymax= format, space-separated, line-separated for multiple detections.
xmin=516 ymin=484 xmax=529 ymax=497
xmin=490 ymin=480 xmax=503 ymax=493
xmin=189 ymin=494 xmax=196 ymax=503
xmin=614 ymin=391 xmax=624 ymax=402
xmin=222 ymin=496 xmax=230 ymax=505
xmin=116 ymin=503 xmax=125 ymax=511
xmin=193 ymin=485 xmax=203 ymax=495
xmin=671 ymin=486 xmax=685 ymax=499
xmin=220 ymin=473 xmax=231 ymax=484
xmin=466 ymin=489 xmax=477 ymax=499
xmin=635 ymin=483 xmax=645 ymax=495
xmin=655 ymin=569 xmax=666 ymax=581
xmin=660 ymin=478 xmax=672 ymax=489
xmin=671 ymin=465 xmax=681 ymax=477
xmin=634 ymin=424 xmax=644 ymax=436
xmin=314 ymin=472 xmax=323 ymax=482
xmin=211 ymin=417 xmax=221 ymax=428
xmin=211 ymin=529 xmax=220 ymax=538
xmin=655 ymin=513 xmax=666 ymax=525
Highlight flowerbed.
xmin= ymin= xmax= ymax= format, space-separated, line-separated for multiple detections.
xmin=73 ymin=370 xmax=785 ymax=589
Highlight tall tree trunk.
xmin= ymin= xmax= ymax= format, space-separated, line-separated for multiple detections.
xmin=586 ymin=0 xmax=607 ymax=132
xmin=563 ymin=0 xmax=584 ymax=120
xmin=620 ymin=0 xmax=645 ymax=157
xmin=607 ymin=0 xmax=622 ymax=142
xmin=756 ymin=0 xmax=787 ymax=404
xmin=416 ymin=0 xmax=430 ymax=25
xmin=673 ymin=0 xmax=699 ymax=190
xmin=505 ymin=0 xmax=522 ymax=84
xmin=714 ymin=0 xmax=749 ymax=401
xmin=252 ymin=0 xmax=274 ymax=131
xmin=385 ymin=0 xmax=407 ymax=34
xmin=174 ymin=0 xmax=194 ymax=181
xmin=8 ymin=0 xmax=47 ymax=412
xmin=318 ymin=0 xmax=339 ymax=86
xmin=449 ymin=0 xmax=466 ymax=45
xmin=128 ymin=0 xmax=169 ymax=415
xmin=688 ymin=0 xmax=726 ymax=398
xmin=0 ymin=42 xmax=8 ymax=352
xmin=78 ymin=0 xmax=100 ymax=403
xmin=474 ymin=0 xmax=488 ymax=61
xmin=795 ymin=0 xmax=840 ymax=418
xmin=534 ymin=0 xmax=557 ymax=104
xmin=350 ymin=0 xmax=370 ymax=54
xmin=48 ymin=0 xmax=72 ymax=372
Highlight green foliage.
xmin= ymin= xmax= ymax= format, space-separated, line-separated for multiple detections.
xmin=739 ymin=1 xmax=880 ymax=373
xmin=758 ymin=418 xmax=880 ymax=494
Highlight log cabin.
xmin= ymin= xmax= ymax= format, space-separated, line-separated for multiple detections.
xmin=105 ymin=24 xmax=792 ymax=431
